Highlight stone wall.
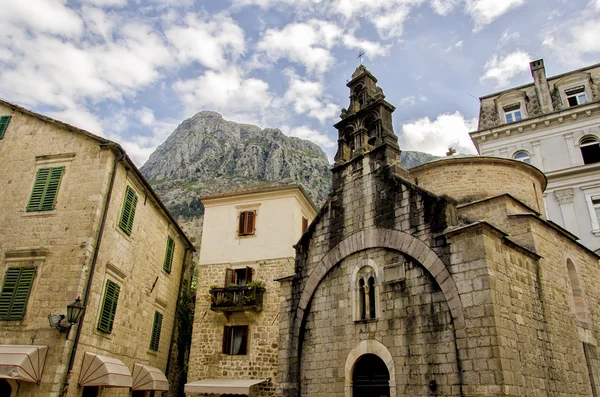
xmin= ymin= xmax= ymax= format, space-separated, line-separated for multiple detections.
xmin=187 ymin=257 xmax=294 ymax=396
xmin=0 ymin=103 xmax=192 ymax=397
xmin=410 ymin=157 xmax=547 ymax=217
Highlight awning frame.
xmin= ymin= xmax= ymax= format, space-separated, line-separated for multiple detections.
xmin=131 ymin=363 xmax=169 ymax=391
xmin=0 ymin=345 xmax=48 ymax=384
xmin=78 ymin=352 xmax=132 ymax=388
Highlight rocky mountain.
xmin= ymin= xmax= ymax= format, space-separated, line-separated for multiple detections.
xmin=141 ymin=111 xmax=440 ymax=240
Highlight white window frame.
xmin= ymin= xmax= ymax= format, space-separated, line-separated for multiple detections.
xmin=504 ymin=107 xmax=523 ymax=123
xmin=494 ymin=90 xmax=527 ymax=126
xmin=554 ymin=72 xmax=593 ymax=110
xmin=583 ymin=186 xmax=600 ymax=236
xmin=513 ymin=150 xmax=531 ymax=164
xmin=565 ymin=86 xmax=588 ymax=107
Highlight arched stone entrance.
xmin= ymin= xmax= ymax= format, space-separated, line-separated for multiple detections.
xmin=352 ymin=354 xmax=390 ymax=397
xmin=345 ymin=340 xmax=396 ymax=397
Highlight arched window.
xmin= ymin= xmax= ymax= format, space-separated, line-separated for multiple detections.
xmin=566 ymin=259 xmax=589 ymax=327
xmin=359 ymin=279 xmax=366 ymax=320
xmin=368 ymin=277 xmax=376 ymax=319
xmin=353 ymin=262 xmax=379 ymax=321
xmin=513 ymin=151 xmax=531 ymax=164
xmin=580 ymin=136 xmax=600 ymax=165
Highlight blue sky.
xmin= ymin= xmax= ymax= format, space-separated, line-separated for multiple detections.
xmin=1 ymin=0 xmax=599 ymax=165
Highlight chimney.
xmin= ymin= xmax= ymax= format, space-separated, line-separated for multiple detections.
xmin=530 ymin=59 xmax=554 ymax=114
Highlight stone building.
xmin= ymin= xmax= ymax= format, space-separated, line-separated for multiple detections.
xmin=470 ymin=59 xmax=600 ymax=253
xmin=278 ymin=65 xmax=600 ymax=397
xmin=185 ymin=185 xmax=317 ymax=396
xmin=0 ymin=99 xmax=195 ymax=397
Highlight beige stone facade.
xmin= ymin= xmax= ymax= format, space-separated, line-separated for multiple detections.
xmin=278 ymin=66 xmax=600 ymax=397
xmin=0 ymin=100 xmax=194 ymax=397
xmin=186 ymin=186 xmax=316 ymax=396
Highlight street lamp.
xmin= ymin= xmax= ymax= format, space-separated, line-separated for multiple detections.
xmin=48 ymin=297 xmax=85 ymax=338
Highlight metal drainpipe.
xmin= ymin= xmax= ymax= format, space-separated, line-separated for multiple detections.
xmin=60 ymin=148 xmax=124 ymax=396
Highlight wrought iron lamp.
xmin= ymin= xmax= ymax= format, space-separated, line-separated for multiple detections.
xmin=48 ymin=297 xmax=85 ymax=338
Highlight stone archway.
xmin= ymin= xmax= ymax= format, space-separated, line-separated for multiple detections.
xmin=296 ymin=228 xmax=465 ymax=335
xmin=344 ymin=340 xmax=396 ymax=397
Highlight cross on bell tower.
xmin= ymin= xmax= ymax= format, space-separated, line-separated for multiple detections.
xmin=333 ymin=65 xmax=401 ymax=170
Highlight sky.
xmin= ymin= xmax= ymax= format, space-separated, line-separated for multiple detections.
xmin=1 ymin=0 xmax=599 ymax=166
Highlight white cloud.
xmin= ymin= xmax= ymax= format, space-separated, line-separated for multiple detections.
xmin=480 ymin=51 xmax=532 ymax=88
xmin=497 ymin=30 xmax=520 ymax=49
xmin=342 ymin=33 xmax=390 ymax=58
xmin=80 ymin=0 xmax=127 ymax=7
xmin=401 ymin=112 xmax=478 ymax=156
xmin=398 ymin=96 xmax=428 ymax=106
xmin=466 ymin=0 xmax=526 ymax=30
xmin=0 ymin=0 xmax=83 ymax=37
xmin=283 ymin=71 xmax=339 ymax=123
xmin=543 ymin=19 xmax=600 ymax=67
xmin=429 ymin=0 xmax=460 ymax=15
xmin=443 ymin=40 xmax=463 ymax=52
xmin=282 ymin=125 xmax=336 ymax=150
xmin=173 ymin=68 xmax=275 ymax=125
xmin=257 ymin=20 xmax=342 ymax=74
xmin=47 ymin=107 xmax=104 ymax=134
xmin=165 ymin=14 xmax=246 ymax=71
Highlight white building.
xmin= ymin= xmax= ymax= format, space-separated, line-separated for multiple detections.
xmin=470 ymin=59 xmax=600 ymax=254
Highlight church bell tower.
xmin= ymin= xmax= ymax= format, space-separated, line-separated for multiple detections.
xmin=333 ymin=65 xmax=401 ymax=171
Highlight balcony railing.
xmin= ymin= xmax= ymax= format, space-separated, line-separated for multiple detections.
xmin=209 ymin=286 xmax=265 ymax=312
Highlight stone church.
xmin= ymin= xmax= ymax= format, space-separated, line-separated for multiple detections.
xmin=277 ymin=66 xmax=600 ymax=397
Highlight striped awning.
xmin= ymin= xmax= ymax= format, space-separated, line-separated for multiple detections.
xmin=131 ymin=363 xmax=169 ymax=391
xmin=0 ymin=345 xmax=48 ymax=383
xmin=184 ymin=379 xmax=267 ymax=395
xmin=78 ymin=352 xmax=132 ymax=388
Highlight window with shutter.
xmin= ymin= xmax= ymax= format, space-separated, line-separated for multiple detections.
xmin=0 ymin=116 xmax=11 ymax=139
xmin=97 ymin=280 xmax=120 ymax=333
xmin=238 ymin=211 xmax=256 ymax=236
xmin=0 ymin=267 xmax=36 ymax=320
xmin=119 ymin=186 xmax=138 ymax=235
xmin=149 ymin=311 xmax=163 ymax=351
xmin=222 ymin=325 xmax=248 ymax=355
xmin=26 ymin=166 xmax=65 ymax=212
xmin=163 ymin=236 xmax=175 ymax=274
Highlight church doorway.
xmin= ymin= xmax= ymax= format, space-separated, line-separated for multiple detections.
xmin=352 ymin=354 xmax=390 ymax=397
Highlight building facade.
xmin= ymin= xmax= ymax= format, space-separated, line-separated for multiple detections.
xmin=0 ymin=100 xmax=195 ymax=397
xmin=470 ymin=59 xmax=600 ymax=253
xmin=185 ymin=185 xmax=317 ymax=396
xmin=278 ymin=66 xmax=600 ymax=397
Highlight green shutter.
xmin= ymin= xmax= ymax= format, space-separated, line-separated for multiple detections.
xmin=26 ymin=166 xmax=65 ymax=212
xmin=0 ymin=116 xmax=11 ymax=139
xmin=97 ymin=280 xmax=120 ymax=333
xmin=163 ymin=236 xmax=175 ymax=274
xmin=0 ymin=267 xmax=36 ymax=320
xmin=149 ymin=311 xmax=163 ymax=351
xmin=119 ymin=186 xmax=138 ymax=235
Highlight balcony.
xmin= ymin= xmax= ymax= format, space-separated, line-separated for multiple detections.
xmin=209 ymin=286 xmax=265 ymax=312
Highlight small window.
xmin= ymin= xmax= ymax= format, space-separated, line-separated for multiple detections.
xmin=592 ymin=196 xmax=600 ymax=228
xmin=503 ymin=103 xmax=522 ymax=123
xmin=302 ymin=217 xmax=309 ymax=234
xmin=98 ymin=280 xmax=120 ymax=333
xmin=0 ymin=116 xmax=11 ymax=139
xmin=163 ymin=236 xmax=175 ymax=274
xmin=225 ymin=267 xmax=252 ymax=286
xmin=222 ymin=325 xmax=248 ymax=355
xmin=26 ymin=166 xmax=65 ymax=212
xmin=580 ymin=136 xmax=600 ymax=165
xmin=238 ymin=211 xmax=256 ymax=236
xmin=355 ymin=265 xmax=377 ymax=321
xmin=149 ymin=311 xmax=163 ymax=351
xmin=119 ymin=186 xmax=138 ymax=236
xmin=0 ymin=267 xmax=36 ymax=320
xmin=513 ymin=151 xmax=531 ymax=164
xmin=566 ymin=86 xmax=588 ymax=107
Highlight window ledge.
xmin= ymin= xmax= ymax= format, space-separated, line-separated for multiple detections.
xmin=592 ymin=229 xmax=600 ymax=237
xmin=21 ymin=210 xmax=57 ymax=218
xmin=147 ymin=350 xmax=158 ymax=355
xmin=93 ymin=328 xmax=114 ymax=340
xmin=115 ymin=225 xmax=133 ymax=241
xmin=354 ymin=318 xmax=377 ymax=324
